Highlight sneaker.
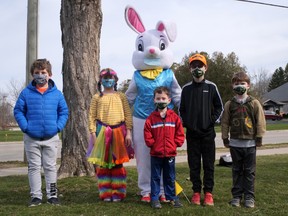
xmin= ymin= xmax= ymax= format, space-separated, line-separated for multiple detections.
xmin=203 ymin=192 xmax=214 ymax=206
xmin=141 ymin=194 xmax=151 ymax=203
xmin=151 ymin=200 xmax=162 ymax=209
xmin=159 ymin=194 xmax=168 ymax=203
xmin=230 ymin=197 xmax=241 ymax=207
xmin=103 ymin=198 xmax=111 ymax=202
xmin=47 ymin=197 xmax=60 ymax=206
xmin=112 ymin=198 xmax=122 ymax=202
xmin=244 ymin=198 xmax=255 ymax=208
xmin=191 ymin=192 xmax=201 ymax=205
xmin=29 ymin=198 xmax=42 ymax=207
xmin=171 ymin=199 xmax=183 ymax=208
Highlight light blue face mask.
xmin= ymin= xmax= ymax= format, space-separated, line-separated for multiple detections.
xmin=102 ymin=79 xmax=115 ymax=88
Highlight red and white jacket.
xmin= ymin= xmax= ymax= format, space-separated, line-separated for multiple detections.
xmin=144 ymin=109 xmax=185 ymax=157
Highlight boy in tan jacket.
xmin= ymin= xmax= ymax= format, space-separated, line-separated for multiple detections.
xmin=221 ymin=71 xmax=266 ymax=208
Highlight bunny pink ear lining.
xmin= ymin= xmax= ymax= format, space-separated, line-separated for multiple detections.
xmin=157 ymin=23 xmax=165 ymax=31
xmin=156 ymin=21 xmax=177 ymax=42
xmin=125 ymin=6 xmax=145 ymax=33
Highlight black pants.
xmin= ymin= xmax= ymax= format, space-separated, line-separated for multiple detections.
xmin=230 ymin=147 xmax=256 ymax=200
xmin=186 ymin=133 xmax=216 ymax=193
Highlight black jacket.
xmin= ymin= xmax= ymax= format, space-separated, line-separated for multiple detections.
xmin=179 ymin=79 xmax=223 ymax=138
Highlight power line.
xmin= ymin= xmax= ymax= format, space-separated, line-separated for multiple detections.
xmin=236 ymin=0 xmax=288 ymax=9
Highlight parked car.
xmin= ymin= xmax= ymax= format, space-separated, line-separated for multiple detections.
xmin=264 ymin=110 xmax=283 ymax=121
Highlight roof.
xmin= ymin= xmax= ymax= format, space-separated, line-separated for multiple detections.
xmin=263 ymin=99 xmax=286 ymax=106
xmin=262 ymin=82 xmax=288 ymax=103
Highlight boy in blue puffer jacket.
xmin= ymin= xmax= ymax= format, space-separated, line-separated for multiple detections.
xmin=14 ymin=58 xmax=68 ymax=207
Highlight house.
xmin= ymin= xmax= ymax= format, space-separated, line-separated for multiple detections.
xmin=262 ymin=82 xmax=288 ymax=113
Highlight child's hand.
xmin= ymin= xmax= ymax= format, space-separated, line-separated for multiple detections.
xmin=86 ymin=133 xmax=97 ymax=157
xmin=125 ymin=129 xmax=132 ymax=146
xmin=256 ymin=143 xmax=262 ymax=147
xmin=256 ymin=137 xmax=262 ymax=147
xmin=223 ymin=138 xmax=230 ymax=148
xmin=125 ymin=130 xmax=134 ymax=159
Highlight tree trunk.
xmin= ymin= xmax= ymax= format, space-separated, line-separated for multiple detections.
xmin=58 ymin=0 xmax=102 ymax=178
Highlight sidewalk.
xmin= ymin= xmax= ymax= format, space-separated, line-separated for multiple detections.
xmin=1 ymin=147 xmax=288 ymax=177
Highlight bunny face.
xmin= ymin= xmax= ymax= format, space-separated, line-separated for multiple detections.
xmin=132 ymin=29 xmax=174 ymax=70
xmin=125 ymin=6 xmax=177 ymax=71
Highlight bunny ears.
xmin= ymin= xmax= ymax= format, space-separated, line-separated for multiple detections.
xmin=124 ymin=5 xmax=177 ymax=42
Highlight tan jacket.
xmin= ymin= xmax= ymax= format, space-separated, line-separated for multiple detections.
xmin=221 ymin=96 xmax=266 ymax=140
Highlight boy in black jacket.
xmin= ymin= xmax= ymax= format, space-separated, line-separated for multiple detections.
xmin=179 ymin=53 xmax=223 ymax=206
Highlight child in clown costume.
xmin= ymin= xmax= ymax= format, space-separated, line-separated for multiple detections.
xmin=124 ymin=6 xmax=181 ymax=202
xmin=87 ymin=68 xmax=133 ymax=202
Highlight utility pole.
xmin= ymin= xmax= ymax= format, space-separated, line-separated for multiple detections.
xmin=24 ymin=0 xmax=38 ymax=162
xmin=26 ymin=0 xmax=38 ymax=85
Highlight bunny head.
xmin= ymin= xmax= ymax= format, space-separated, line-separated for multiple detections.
xmin=125 ymin=6 xmax=177 ymax=71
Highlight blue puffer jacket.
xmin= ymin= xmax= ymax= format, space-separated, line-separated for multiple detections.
xmin=14 ymin=79 xmax=69 ymax=139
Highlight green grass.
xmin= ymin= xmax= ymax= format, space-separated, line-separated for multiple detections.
xmin=0 ymin=130 xmax=23 ymax=142
xmin=214 ymin=121 xmax=288 ymax=133
xmin=0 ymin=154 xmax=287 ymax=215
xmin=266 ymin=122 xmax=288 ymax=131
xmin=0 ymin=131 xmax=62 ymax=142
xmin=1 ymin=122 xmax=287 ymax=142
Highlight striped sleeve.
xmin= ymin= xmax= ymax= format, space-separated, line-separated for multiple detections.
xmin=119 ymin=92 xmax=133 ymax=129
xmin=88 ymin=94 xmax=99 ymax=133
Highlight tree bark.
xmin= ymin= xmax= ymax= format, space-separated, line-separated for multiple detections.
xmin=58 ymin=0 xmax=102 ymax=178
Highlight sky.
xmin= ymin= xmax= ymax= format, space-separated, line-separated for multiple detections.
xmin=0 ymin=0 xmax=288 ymax=97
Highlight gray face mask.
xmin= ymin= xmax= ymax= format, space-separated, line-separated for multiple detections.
xmin=191 ymin=68 xmax=205 ymax=78
xmin=33 ymin=74 xmax=48 ymax=85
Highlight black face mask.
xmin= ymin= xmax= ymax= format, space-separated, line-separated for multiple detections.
xmin=155 ymin=102 xmax=169 ymax=110
xmin=233 ymin=85 xmax=247 ymax=95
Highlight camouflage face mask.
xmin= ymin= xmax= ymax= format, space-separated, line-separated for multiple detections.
xmin=154 ymin=101 xmax=169 ymax=110
xmin=233 ymin=85 xmax=247 ymax=95
xmin=191 ymin=68 xmax=205 ymax=78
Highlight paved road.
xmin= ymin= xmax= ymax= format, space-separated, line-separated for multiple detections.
xmin=0 ymin=130 xmax=287 ymax=162
xmin=0 ymin=130 xmax=287 ymax=177
xmin=1 ymin=147 xmax=288 ymax=177
xmin=0 ymin=140 xmax=62 ymax=162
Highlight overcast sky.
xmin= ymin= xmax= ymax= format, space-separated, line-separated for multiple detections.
xmin=0 ymin=0 xmax=288 ymax=95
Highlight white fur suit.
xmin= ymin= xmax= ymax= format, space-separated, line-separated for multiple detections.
xmin=124 ymin=6 xmax=181 ymax=198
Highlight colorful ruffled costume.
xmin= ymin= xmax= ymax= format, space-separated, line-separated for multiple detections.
xmin=87 ymin=120 xmax=131 ymax=168
xmin=87 ymin=92 xmax=133 ymax=200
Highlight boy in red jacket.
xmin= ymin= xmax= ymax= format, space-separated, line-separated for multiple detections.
xmin=144 ymin=86 xmax=185 ymax=209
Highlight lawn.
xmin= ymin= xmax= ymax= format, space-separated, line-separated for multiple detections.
xmin=0 ymin=154 xmax=287 ymax=216
xmin=0 ymin=131 xmax=61 ymax=142
xmin=0 ymin=130 xmax=23 ymax=142
xmin=214 ymin=121 xmax=288 ymax=133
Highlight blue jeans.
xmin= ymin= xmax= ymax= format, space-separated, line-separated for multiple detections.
xmin=150 ymin=156 xmax=176 ymax=201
